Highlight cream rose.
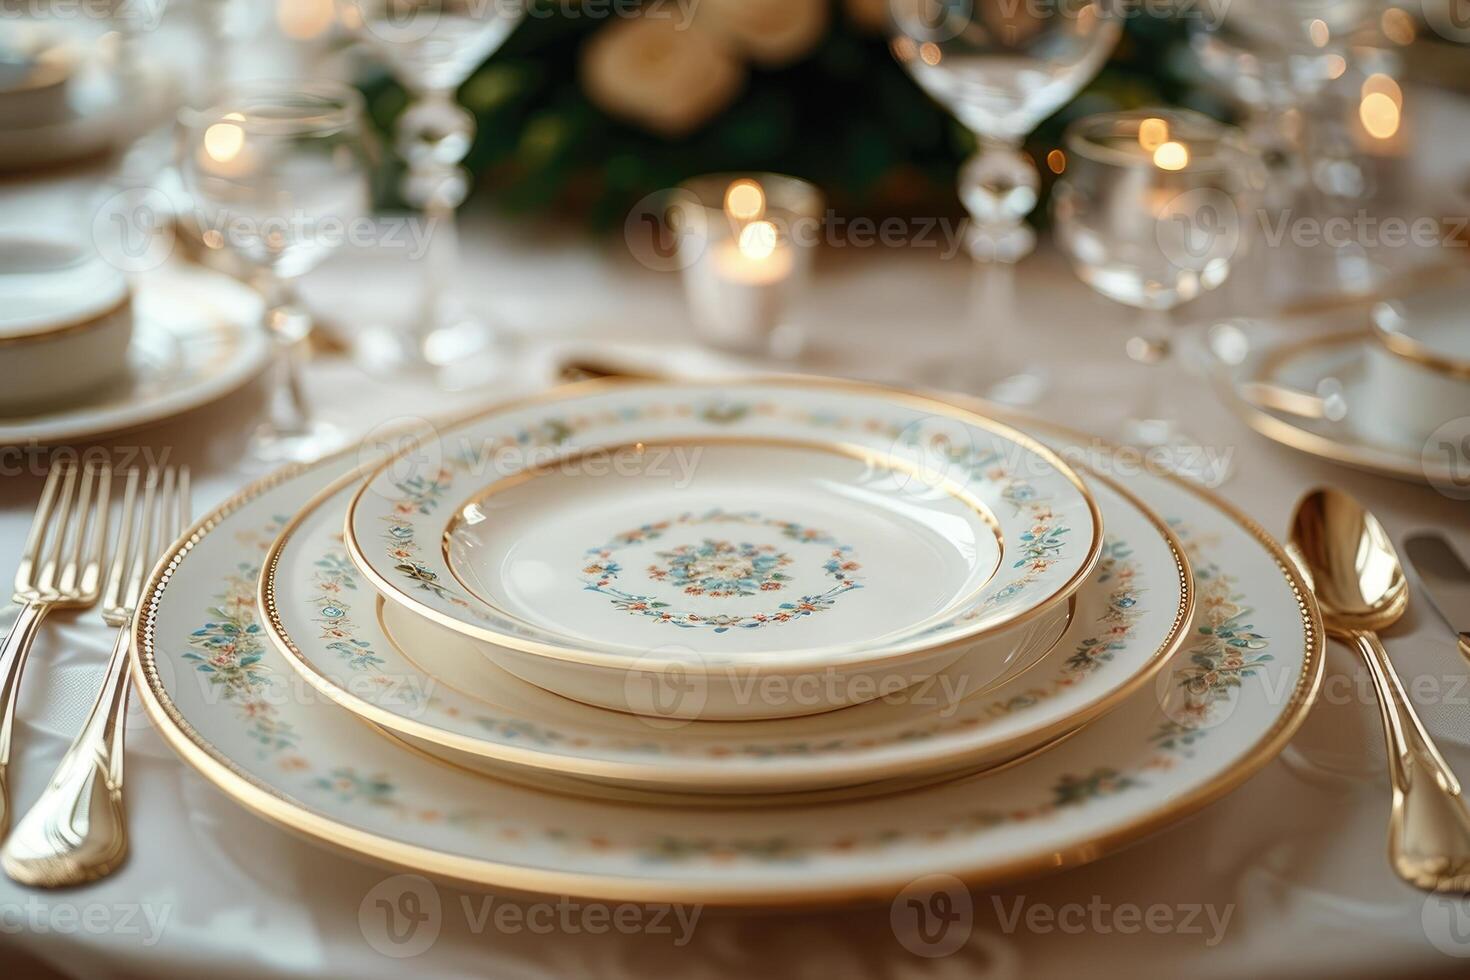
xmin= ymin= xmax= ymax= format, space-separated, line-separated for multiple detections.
xmin=697 ymin=0 xmax=830 ymax=67
xmin=580 ymin=15 xmax=745 ymax=138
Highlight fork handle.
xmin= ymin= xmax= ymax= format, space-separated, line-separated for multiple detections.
xmin=0 ymin=625 xmax=131 ymax=887
xmin=0 ymin=600 xmax=50 ymax=839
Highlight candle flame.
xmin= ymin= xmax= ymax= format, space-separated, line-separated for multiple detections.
xmin=1153 ymin=141 xmax=1189 ymax=171
xmin=725 ymin=179 xmax=765 ymax=222
xmin=204 ymin=113 xmax=246 ymax=162
xmin=1138 ymin=117 xmax=1168 ymax=152
xmin=738 ymin=220 xmax=778 ymax=260
xmin=1360 ymin=92 xmax=1400 ymax=140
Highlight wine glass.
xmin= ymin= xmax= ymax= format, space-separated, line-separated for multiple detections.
xmin=888 ymin=0 xmax=1121 ymax=404
xmin=338 ymin=0 xmax=526 ymax=378
xmin=179 ymin=80 xmax=374 ymax=464
xmin=1195 ymin=0 xmax=1388 ymax=300
xmin=1052 ymin=108 xmax=1264 ymax=479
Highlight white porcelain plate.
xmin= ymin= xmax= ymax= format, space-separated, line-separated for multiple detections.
xmin=345 ymin=379 xmax=1103 ymax=666
xmin=0 ymin=262 xmax=270 ymax=445
xmin=134 ymin=425 xmax=1320 ymax=904
xmin=262 ymin=465 xmax=1189 ymax=796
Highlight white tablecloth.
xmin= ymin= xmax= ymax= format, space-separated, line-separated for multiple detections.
xmin=3 ymin=191 xmax=1470 ymax=978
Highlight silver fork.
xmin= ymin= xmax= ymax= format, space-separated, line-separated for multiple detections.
xmin=1 ymin=467 xmax=188 ymax=887
xmin=0 ymin=463 xmax=111 ymax=841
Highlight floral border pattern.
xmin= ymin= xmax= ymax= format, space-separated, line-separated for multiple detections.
xmin=581 ymin=509 xmax=863 ymax=631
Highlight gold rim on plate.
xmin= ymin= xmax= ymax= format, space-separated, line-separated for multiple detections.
xmin=130 ymin=387 xmax=1323 ymax=906
xmin=1370 ymin=314 xmax=1470 ymax=381
xmin=0 ymin=294 xmax=131 ymax=348
xmin=341 ymin=375 xmax=1107 ymax=672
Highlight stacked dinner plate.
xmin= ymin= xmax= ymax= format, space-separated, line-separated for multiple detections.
xmin=132 ymin=378 xmax=1323 ymax=903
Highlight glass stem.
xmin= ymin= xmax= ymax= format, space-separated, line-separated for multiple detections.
xmin=415 ymin=201 xmax=461 ymax=356
xmin=397 ymin=87 xmax=476 ymax=363
xmin=969 ymin=258 xmax=1022 ymax=376
xmin=1128 ymin=307 xmax=1174 ymax=438
xmin=259 ymin=271 xmax=315 ymax=438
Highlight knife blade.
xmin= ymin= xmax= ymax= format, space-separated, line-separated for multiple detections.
xmin=1404 ymin=532 xmax=1470 ymax=663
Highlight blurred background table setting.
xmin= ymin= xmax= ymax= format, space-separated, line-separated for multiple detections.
xmin=2 ymin=1 xmax=1470 ymax=977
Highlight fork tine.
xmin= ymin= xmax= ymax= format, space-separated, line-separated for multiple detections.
xmin=122 ymin=469 xmax=161 ymax=614
xmin=79 ymin=465 xmax=112 ymax=599
xmin=14 ymin=465 xmax=65 ymax=594
xmin=103 ymin=470 xmax=141 ymax=614
xmin=175 ymin=467 xmax=191 ymax=541
xmin=58 ymin=465 xmax=96 ymax=596
xmin=35 ymin=465 xmax=78 ymax=595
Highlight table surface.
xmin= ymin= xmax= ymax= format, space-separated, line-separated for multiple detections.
xmin=4 ymin=163 xmax=1470 ymax=979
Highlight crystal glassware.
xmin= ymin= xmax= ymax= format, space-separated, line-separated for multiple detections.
xmin=338 ymin=0 xmax=525 ymax=377
xmin=1052 ymin=108 xmax=1264 ymax=478
xmin=179 ymin=80 xmax=374 ymax=464
xmin=888 ymin=0 xmax=1121 ymax=404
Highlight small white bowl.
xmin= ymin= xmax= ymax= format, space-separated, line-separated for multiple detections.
xmin=1364 ymin=285 xmax=1470 ymax=448
xmin=0 ymin=238 xmax=133 ymax=415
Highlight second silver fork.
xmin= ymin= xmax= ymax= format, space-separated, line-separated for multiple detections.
xmin=2 ymin=467 xmax=189 ymax=887
xmin=0 ymin=463 xmax=111 ymax=840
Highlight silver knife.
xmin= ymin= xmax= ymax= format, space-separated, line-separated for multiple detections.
xmin=1405 ymin=532 xmax=1470 ymax=664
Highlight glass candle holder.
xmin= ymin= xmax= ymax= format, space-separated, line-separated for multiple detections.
xmin=673 ymin=173 xmax=823 ymax=358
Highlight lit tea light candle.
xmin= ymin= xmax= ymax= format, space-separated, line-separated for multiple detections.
xmin=675 ymin=173 xmax=821 ymax=356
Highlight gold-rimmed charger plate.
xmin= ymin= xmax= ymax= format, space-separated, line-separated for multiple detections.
xmin=132 ymin=399 xmax=1321 ymax=906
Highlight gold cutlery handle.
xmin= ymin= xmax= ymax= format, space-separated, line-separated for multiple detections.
xmin=1459 ymin=633 xmax=1470 ymax=666
xmin=1351 ymin=629 xmax=1470 ymax=893
xmin=0 ymin=600 xmax=50 ymax=839
xmin=0 ymin=626 xmax=131 ymax=887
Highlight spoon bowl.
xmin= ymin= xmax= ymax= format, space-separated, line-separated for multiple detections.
xmin=1287 ymin=488 xmax=1408 ymax=634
